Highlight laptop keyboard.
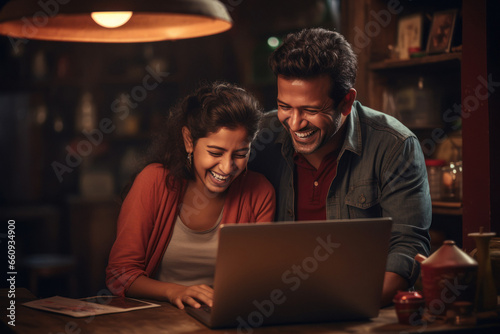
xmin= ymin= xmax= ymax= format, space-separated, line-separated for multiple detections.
xmin=200 ymin=304 xmax=212 ymax=314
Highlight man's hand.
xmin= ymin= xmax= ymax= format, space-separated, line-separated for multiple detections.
xmin=381 ymin=272 xmax=408 ymax=307
xmin=166 ymin=284 xmax=214 ymax=310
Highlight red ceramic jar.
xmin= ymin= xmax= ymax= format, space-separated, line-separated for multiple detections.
xmin=418 ymin=240 xmax=478 ymax=317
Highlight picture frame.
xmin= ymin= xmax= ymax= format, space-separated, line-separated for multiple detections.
xmin=426 ymin=9 xmax=458 ymax=54
xmin=397 ymin=13 xmax=424 ymax=59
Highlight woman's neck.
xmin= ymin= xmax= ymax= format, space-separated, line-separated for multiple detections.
xmin=179 ymin=181 xmax=225 ymax=231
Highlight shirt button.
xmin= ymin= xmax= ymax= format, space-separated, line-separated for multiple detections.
xmin=313 ymin=181 xmax=319 ymax=187
xmin=359 ymin=195 xmax=366 ymax=204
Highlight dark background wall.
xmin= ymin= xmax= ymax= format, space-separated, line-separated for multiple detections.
xmin=0 ymin=0 xmax=339 ymax=297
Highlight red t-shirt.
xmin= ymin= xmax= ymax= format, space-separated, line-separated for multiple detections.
xmin=294 ymin=151 xmax=339 ymax=221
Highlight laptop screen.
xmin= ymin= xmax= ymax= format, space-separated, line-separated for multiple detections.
xmin=187 ymin=218 xmax=393 ymax=329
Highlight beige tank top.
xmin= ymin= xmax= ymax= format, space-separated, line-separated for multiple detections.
xmin=154 ymin=210 xmax=222 ymax=286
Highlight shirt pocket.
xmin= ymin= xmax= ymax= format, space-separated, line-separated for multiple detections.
xmin=345 ymin=182 xmax=381 ymax=218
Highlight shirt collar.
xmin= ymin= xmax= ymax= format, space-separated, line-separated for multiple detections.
xmin=342 ymin=101 xmax=362 ymax=157
xmin=275 ymin=120 xmax=294 ymax=161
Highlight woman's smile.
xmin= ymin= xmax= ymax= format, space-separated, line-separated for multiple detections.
xmin=187 ymin=126 xmax=251 ymax=195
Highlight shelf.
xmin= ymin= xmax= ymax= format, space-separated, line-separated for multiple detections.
xmin=432 ymin=201 xmax=463 ymax=216
xmin=369 ymin=52 xmax=462 ymax=71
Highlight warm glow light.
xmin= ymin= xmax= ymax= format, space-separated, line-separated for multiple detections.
xmin=0 ymin=0 xmax=233 ymax=42
xmin=267 ymin=36 xmax=280 ymax=48
xmin=91 ymin=11 xmax=133 ymax=28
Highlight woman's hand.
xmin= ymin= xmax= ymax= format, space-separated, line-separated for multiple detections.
xmin=166 ymin=284 xmax=214 ymax=309
xmin=126 ymin=276 xmax=214 ymax=309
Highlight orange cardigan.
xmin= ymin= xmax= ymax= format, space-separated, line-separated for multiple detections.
xmin=106 ymin=163 xmax=276 ymax=296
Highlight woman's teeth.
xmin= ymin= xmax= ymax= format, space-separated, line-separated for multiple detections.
xmin=210 ymin=171 xmax=229 ymax=182
xmin=295 ymin=129 xmax=316 ymax=138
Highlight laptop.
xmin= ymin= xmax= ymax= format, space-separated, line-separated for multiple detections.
xmin=186 ymin=217 xmax=392 ymax=329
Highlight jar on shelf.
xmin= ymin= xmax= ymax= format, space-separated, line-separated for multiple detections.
xmin=425 ymin=159 xmax=446 ymax=201
xmin=441 ymin=161 xmax=463 ymax=201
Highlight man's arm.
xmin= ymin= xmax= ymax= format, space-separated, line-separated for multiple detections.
xmin=381 ymin=272 xmax=408 ymax=307
xmin=380 ymin=136 xmax=431 ymax=303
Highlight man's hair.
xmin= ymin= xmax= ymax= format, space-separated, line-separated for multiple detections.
xmin=269 ymin=28 xmax=358 ymax=105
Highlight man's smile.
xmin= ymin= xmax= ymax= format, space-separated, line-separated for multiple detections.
xmin=294 ymin=129 xmax=318 ymax=139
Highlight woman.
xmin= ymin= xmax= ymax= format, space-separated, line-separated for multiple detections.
xmin=106 ymin=82 xmax=275 ymax=309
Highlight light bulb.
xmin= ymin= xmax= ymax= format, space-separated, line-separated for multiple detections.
xmin=91 ymin=12 xmax=133 ymax=28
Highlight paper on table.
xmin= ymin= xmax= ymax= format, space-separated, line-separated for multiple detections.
xmin=23 ymin=295 xmax=160 ymax=318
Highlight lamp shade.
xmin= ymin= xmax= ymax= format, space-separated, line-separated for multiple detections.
xmin=0 ymin=0 xmax=232 ymax=42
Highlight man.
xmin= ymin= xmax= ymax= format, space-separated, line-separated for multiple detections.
xmin=249 ymin=28 xmax=431 ymax=307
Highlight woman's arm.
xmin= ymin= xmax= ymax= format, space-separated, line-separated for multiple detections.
xmin=126 ymin=275 xmax=214 ymax=309
xmin=106 ymin=165 xmax=173 ymax=297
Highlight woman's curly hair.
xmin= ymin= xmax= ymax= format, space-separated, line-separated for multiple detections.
xmin=122 ymin=81 xmax=263 ymax=199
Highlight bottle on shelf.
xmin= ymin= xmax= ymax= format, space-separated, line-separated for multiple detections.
xmin=441 ymin=145 xmax=462 ymax=202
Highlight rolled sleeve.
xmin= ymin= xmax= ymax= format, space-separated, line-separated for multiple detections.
xmin=381 ymin=136 xmax=431 ymax=286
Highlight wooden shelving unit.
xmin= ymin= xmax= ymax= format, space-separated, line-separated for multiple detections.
xmin=369 ymin=52 xmax=462 ymax=71
xmin=342 ymin=0 xmax=499 ymax=249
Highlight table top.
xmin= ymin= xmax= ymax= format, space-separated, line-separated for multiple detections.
xmin=2 ymin=289 xmax=499 ymax=334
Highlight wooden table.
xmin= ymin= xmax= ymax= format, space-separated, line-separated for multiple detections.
xmin=2 ymin=289 xmax=499 ymax=334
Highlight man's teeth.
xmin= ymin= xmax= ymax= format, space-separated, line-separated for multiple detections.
xmin=295 ymin=130 xmax=316 ymax=138
xmin=210 ymin=171 xmax=229 ymax=181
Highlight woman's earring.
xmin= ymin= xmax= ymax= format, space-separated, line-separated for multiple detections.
xmin=187 ymin=152 xmax=193 ymax=170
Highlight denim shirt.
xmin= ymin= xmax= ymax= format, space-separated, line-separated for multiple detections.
xmin=249 ymin=101 xmax=431 ymax=286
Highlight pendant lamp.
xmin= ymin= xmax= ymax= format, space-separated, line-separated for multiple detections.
xmin=0 ymin=0 xmax=232 ymax=43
